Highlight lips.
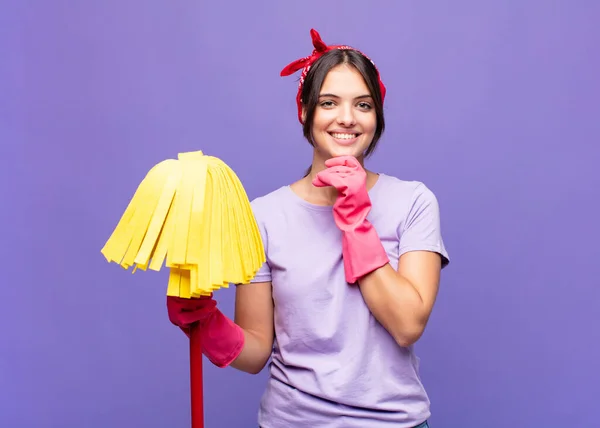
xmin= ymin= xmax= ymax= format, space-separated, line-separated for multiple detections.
xmin=329 ymin=132 xmax=359 ymax=139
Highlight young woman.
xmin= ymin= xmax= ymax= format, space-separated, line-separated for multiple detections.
xmin=167 ymin=29 xmax=450 ymax=428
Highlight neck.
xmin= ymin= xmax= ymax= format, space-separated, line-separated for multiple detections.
xmin=291 ymin=153 xmax=374 ymax=206
xmin=303 ymin=165 xmax=337 ymax=206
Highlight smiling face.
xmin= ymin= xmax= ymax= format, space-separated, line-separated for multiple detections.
xmin=304 ymin=64 xmax=377 ymax=162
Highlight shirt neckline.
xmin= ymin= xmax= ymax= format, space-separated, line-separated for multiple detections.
xmin=284 ymin=173 xmax=386 ymax=211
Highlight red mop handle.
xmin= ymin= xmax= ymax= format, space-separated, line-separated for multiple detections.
xmin=190 ymin=323 xmax=204 ymax=428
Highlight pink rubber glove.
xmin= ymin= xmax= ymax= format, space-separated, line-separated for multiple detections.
xmin=167 ymin=295 xmax=244 ymax=368
xmin=313 ymin=155 xmax=389 ymax=283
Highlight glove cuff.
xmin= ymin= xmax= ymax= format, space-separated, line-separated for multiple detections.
xmin=200 ymin=309 xmax=245 ymax=368
xmin=342 ymin=220 xmax=389 ymax=283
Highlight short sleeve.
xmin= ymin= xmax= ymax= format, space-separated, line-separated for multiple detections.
xmin=247 ymin=201 xmax=272 ymax=283
xmin=398 ymin=183 xmax=450 ymax=268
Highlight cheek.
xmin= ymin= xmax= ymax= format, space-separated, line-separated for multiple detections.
xmin=364 ymin=114 xmax=377 ymax=133
xmin=312 ymin=110 xmax=334 ymax=131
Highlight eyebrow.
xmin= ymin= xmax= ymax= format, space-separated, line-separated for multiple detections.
xmin=319 ymin=93 xmax=373 ymax=100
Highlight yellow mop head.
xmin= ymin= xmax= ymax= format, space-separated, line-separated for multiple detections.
xmin=100 ymin=150 xmax=265 ymax=298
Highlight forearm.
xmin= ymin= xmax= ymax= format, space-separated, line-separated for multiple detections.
xmin=229 ymin=328 xmax=272 ymax=374
xmin=358 ymin=264 xmax=430 ymax=347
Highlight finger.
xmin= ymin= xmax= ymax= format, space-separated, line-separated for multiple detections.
xmin=324 ymin=156 xmax=350 ymax=168
xmin=324 ymin=155 xmax=359 ymax=169
xmin=318 ymin=174 xmax=348 ymax=191
xmin=312 ymin=173 xmax=331 ymax=187
xmin=329 ymin=166 xmax=354 ymax=175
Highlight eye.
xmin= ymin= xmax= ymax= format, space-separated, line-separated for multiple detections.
xmin=320 ymin=100 xmax=335 ymax=108
xmin=358 ymin=102 xmax=372 ymax=110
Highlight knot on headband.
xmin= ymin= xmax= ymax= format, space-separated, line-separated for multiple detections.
xmin=280 ymin=29 xmax=386 ymax=124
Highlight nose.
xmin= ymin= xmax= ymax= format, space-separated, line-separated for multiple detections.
xmin=336 ymin=103 xmax=356 ymax=126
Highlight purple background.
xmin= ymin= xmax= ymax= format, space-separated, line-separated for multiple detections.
xmin=2 ymin=1 xmax=599 ymax=427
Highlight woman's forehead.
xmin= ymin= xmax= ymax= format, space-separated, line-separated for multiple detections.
xmin=320 ymin=66 xmax=371 ymax=97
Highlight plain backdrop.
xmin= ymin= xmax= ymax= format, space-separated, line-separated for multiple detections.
xmin=2 ymin=1 xmax=599 ymax=427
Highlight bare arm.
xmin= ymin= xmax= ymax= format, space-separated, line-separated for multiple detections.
xmin=358 ymin=250 xmax=442 ymax=347
xmin=229 ymin=281 xmax=274 ymax=374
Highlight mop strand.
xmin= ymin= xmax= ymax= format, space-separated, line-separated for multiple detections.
xmin=100 ymin=150 xmax=266 ymax=298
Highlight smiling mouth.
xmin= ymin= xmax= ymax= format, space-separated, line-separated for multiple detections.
xmin=328 ymin=132 xmax=361 ymax=140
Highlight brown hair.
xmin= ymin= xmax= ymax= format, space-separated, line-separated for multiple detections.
xmin=300 ymin=49 xmax=386 ymax=175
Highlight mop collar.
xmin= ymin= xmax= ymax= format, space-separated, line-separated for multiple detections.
xmin=280 ymin=28 xmax=387 ymax=123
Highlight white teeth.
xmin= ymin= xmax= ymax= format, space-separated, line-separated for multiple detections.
xmin=331 ymin=133 xmax=357 ymax=140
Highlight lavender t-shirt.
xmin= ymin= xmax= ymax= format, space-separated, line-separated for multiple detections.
xmin=248 ymin=173 xmax=450 ymax=428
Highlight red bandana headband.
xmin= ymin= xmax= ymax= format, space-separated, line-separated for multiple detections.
xmin=280 ymin=28 xmax=386 ymax=124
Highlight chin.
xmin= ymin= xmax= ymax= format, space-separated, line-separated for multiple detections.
xmin=328 ymin=148 xmax=357 ymax=159
xmin=326 ymin=144 xmax=367 ymax=160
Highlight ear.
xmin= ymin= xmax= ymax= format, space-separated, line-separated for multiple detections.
xmin=301 ymin=106 xmax=307 ymax=124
